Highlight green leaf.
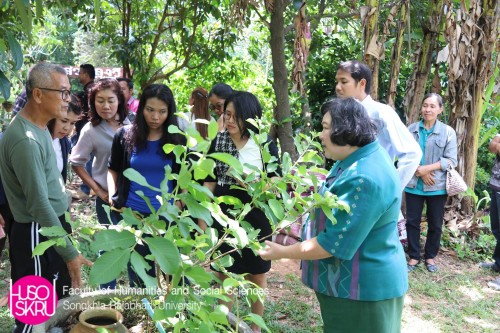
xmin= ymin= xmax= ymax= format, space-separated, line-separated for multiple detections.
xmin=186 ymin=126 xmax=204 ymax=143
xmin=244 ymin=313 xmax=269 ymax=332
xmin=163 ymin=143 xmax=176 ymax=154
xmin=196 ymin=140 xmax=211 ymax=153
xmin=321 ymin=205 xmax=337 ymax=224
xmin=55 ymin=238 xmax=67 ymax=247
xmin=147 ymin=236 xmax=180 ymax=275
xmin=208 ymin=120 xmax=218 ymax=140
xmin=6 ymin=32 xmax=23 ymax=71
xmin=130 ymin=251 xmax=157 ymax=288
xmin=80 ymin=227 xmax=95 ymax=236
xmin=39 ymin=226 xmax=68 ymax=237
xmin=185 ymin=182 xmax=214 ymax=200
xmin=209 ymin=305 xmax=229 ymax=325
xmin=121 ymin=208 xmax=141 ymax=226
xmin=194 ymin=157 xmax=216 ymax=180
xmin=209 ymin=153 xmax=243 ymax=173
xmin=135 ymin=191 xmax=156 ymax=215
xmin=124 ymin=168 xmax=161 ymax=191
xmin=32 ymin=239 xmax=57 ymax=256
xmin=0 ymin=69 xmax=10 ymax=100
xmin=232 ymin=226 xmax=249 ymax=248
xmin=89 ymin=248 xmax=130 ymax=285
xmin=168 ymin=124 xmax=182 ymax=134
xmin=162 ymin=291 xmax=184 ymax=317
xmin=214 ymin=195 xmax=243 ymax=208
xmin=177 ymin=165 xmax=192 ymax=188
xmin=185 ymin=266 xmax=213 ymax=285
xmin=173 ymin=145 xmax=186 ymax=163
xmin=261 ymin=144 xmax=272 ymax=164
xmin=12 ymin=0 xmax=31 ymax=42
xmin=182 ymin=195 xmax=212 ymax=224
xmin=301 ymin=151 xmax=323 ymax=164
xmin=222 ymin=277 xmax=240 ymax=290
xmin=215 ymin=253 xmax=234 ymax=269
xmin=268 ymin=199 xmax=285 ymax=220
xmin=0 ymin=40 xmax=7 ymax=53
xmin=90 ymin=229 xmax=136 ymax=252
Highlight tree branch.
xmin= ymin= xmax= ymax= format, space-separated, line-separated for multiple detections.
xmin=250 ymin=2 xmax=270 ymax=28
xmin=147 ymin=2 xmax=171 ymax=67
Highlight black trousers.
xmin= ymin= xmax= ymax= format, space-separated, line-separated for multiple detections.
xmin=10 ymin=216 xmax=72 ymax=333
xmin=405 ymin=192 xmax=448 ymax=261
xmin=489 ymin=189 xmax=500 ymax=266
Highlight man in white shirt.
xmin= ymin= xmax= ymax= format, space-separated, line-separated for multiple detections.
xmin=335 ymin=60 xmax=422 ymax=218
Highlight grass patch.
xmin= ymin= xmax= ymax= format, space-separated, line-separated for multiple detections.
xmin=263 ymin=274 xmax=322 ymax=333
xmin=403 ymin=253 xmax=500 ymax=332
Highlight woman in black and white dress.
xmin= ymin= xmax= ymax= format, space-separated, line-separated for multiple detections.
xmin=200 ymin=91 xmax=281 ymax=332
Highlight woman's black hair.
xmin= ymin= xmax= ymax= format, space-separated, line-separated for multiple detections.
xmin=125 ymin=83 xmax=184 ymax=155
xmin=223 ymin=91 xmax=262 ymax=139
xmin=47 ymin=94 xmax=83 ymax=134
xmin=320 ymin=97 xmax=377 ymax=147
xmin=209 ymin=83 xmax=233 ymax=99
xmin=422 ymin=92 xmax=443 ymax=107
xmin=88 ymin=78 xmax=128 ymax=126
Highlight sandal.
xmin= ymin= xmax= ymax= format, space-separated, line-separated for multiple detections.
xmin=425 ymin=260 xmax=438 ymax=273
xmin=407 ymin=260 xmax=420 ymax=272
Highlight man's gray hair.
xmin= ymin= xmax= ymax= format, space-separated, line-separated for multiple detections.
xmin=26 ymin=63 xmax=67 ymax=99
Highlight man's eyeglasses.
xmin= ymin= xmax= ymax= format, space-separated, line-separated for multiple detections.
xmin=209 ymin=103 xmax=224 ymax=111
xmin=38 ymin=88 xmax=71 ymax=100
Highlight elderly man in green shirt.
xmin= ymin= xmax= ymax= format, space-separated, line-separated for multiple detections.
xmin=260 ymin=98 xmax=407 ymax=333
xmin=0 ymin=63 xmax=92 ymax=333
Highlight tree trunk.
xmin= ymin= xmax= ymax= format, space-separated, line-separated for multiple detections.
xmin=387 ymin=0 xmax=409 ymax=109
xmin=121 ymin=0 xmax=132 ymax=78
xmin=404 ymin=0 xmax=444 ymax=125
xmin=298 ymin=0 xmax=326 ymax=131
xmin=445 ymin=0 xmax=500 ymax=214
xmin=363 ymin=0 xmax=380 ymax=99
xmin=269 ymin=0 xmax=296 ymax=159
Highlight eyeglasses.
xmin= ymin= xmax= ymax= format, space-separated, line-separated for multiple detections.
xmin=38 ymin=88 xmax=71 ymax=100
xmin=223 ymin=111 xmax=236 ymax=122
xmin=209 ymin=103 xmax=224 ymax=111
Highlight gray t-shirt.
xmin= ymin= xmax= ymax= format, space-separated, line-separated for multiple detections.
xmin=0 ymin=115 xmax=76 ymax=261
xmin=70 ymin=119 xmax=128 ymax=190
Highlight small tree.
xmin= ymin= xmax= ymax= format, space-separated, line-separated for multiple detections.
xmin=35 ymin=118 xmax=345 ymax=331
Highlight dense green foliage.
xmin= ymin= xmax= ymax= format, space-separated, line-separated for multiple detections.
xmin=305 ymin=22 xmax=362 ymax=131
xmin=34 ymin=121 xmax=341 ymax=330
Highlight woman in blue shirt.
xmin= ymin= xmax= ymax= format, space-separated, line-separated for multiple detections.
xmin=405 ymin=93 xmax=457 ymax=273
xmin=259 ymin=98 xmax=407 ymax=333
xmin=107 ymin=83 xmax=185 ymax=286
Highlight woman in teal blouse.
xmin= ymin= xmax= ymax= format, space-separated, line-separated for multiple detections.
xmin=259 ymin=98 xmax=407 ymax=333
xmin=405 ymin=93 xmax=457 ymax=273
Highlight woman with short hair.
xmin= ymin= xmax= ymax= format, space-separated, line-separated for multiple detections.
xmin=259 ymin=98 xmax=407 ymax=333
xmin=200 ymin=91 xmax=281 ymax=333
